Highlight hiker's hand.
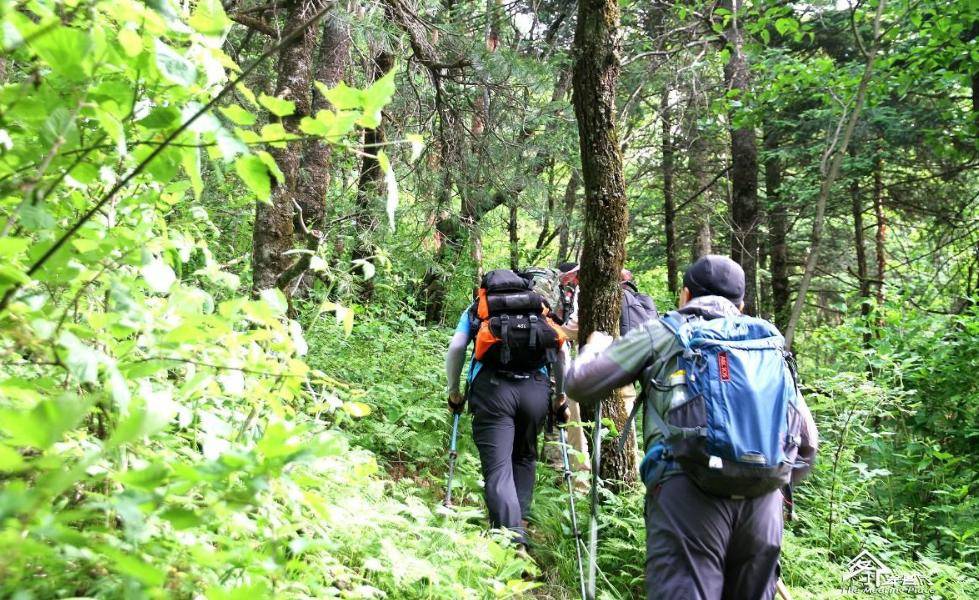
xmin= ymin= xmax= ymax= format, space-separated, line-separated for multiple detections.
xmin=448 ymin=391 xmax=465 ymax=414
xmin=552 ymin=394 xmax=571 ymax=425
xmin=586 ymin=330 xmax=613 ymax=350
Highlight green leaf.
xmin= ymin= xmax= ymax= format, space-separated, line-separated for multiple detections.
xmin=259 ymin=93 xmax=296 ymax=117
xmin=360 ymin=68 xmax=397 ymax=128
xmin=219 ymin=105 xmax=257 ymax=126
xmin=320 ymin=81 xmax=361 ymax=111
xmin=155 ymin=40 xmax=197 ymax=86
xmin=159 ymin=507 xmax=203 ymax=530
xmin=58 ymin=331 xmax=99 ymax=385
xmin=0 ymin=394 xmax=90 ymax=450
xmin=189 ymin=0 xmax=231 ymax=35
xmin=256 ymin=151 xmax=284 ymax=184
xmin=100 ymin=546 xmax=167 ymax=587
xmin=235 ymin=155 xmax=272 ymax=202
xmin=138 ymin=106 xmax=181 ymax=129
xmin=0 ymin=445 xmax=26 ymax=473
xmin=774 ymin=17 xmax=798 ymax=36
xmin=342 ymin=401 xmax=372 ymax=418
xmin=30 ymin=26 xmax=92 ymax=80
xmin=260 ymin=287 xmax=288 ymax=315
xmin=118 ymin=27 xmax=143 ymax=57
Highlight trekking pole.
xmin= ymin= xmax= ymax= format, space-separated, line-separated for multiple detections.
xmin=559 ymin=426 xmax=587 ymax=600
xmin=586 ymin=401 xmax=602 ymax=600
xmin=444 ymin=412 xmax=461 ymax=507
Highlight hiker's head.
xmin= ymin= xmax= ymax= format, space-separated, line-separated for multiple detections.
xmin=679 ymin=255 xmax=745 ymax=310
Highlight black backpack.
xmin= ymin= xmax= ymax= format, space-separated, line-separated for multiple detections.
xmin=471 ymin=270 xmax=567 ymax=370
xmin=620 ymin=280 xmax=659 ymax=335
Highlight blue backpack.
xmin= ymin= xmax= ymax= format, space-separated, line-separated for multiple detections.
xmin=640 ymin=312 xmax=803 ymax=499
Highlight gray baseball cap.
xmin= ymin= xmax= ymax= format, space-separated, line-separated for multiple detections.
xmin=682 ymin=255 xmax=745 ymax=304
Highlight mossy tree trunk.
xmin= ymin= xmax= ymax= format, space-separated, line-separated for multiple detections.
xmin=572 ymin=0 xmax=637 ymax=488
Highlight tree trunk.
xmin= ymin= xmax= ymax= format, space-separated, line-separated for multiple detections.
xmin=689 ymin=124 xmax=713 ymax=260
xmin=724 ymin=0 xmax=759 ymax=315
xmin=353 ymin=51 xmax=394 ymax=302
xmin=557 ymin=170 xmax=579 ymax=265
xmin=765 ymin=127 xmax=789 ymax=330
xmin=850 ymin=150 xmax=872 ymax=346
xmin=873 ymin=154 xmax=886 ymax=324
xmin=784 ymin=0 xmax=886 ymax=349
xmin=662 ymin=90 xmax=678 ymax=295
xmin=278 ymin=13 xmax=351 ymax=295
xmin=508 ymin=197 xmax=519 ymax=270
xmin=572 ymin=0 xmax=637 ymax=487
xmin=252 ymin=0 xmax=325 ymax=295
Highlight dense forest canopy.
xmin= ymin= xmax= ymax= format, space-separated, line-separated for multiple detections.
xmin=0 ymin=0 xmax=977 ymax=598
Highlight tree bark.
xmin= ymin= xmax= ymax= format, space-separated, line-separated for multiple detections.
xmin=849 ymin=149 xmax=872 ymax=346
xmin=688 ymin=121 xmax=713 ymax=260
xmin=557 ymin=170 xmax=580 ymax=265
xmin=252 ymin=0 xmax=325 ymax=295
xmin=276 ymin=12 xmax=351 ymax=294
xmin=724 ymin=0 xmax=759 ymax=316
xmin=509 ymin=196 xmax=519 ymax=269
xmin=572 ymin=0 xmax=637 ymax=487
xmin=662 ymin=90 xmax=678 ymax=295
xmin=353 ymin=51 xmax=394 ymax=302
xmin=765 ymin=127 xmax=789 ymax=330
xmin=784 ymin=0 xmax=886 ymax=349
xmin=873 ymin=154 xmax=886 ymax=324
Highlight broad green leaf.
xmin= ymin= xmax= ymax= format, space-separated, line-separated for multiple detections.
xmin=256 ymin=151 xmax=284 ymax=184
xmin=0 ymin=394 xmax=90 ymax=449
xmin=219 ymin=105 xmax=257 ymax=126
xmin=259 ymin=93 xmax=296 ymax=117
xmin=360 ymin=68 xmax=397 ymax=128
xmin=100 ymin=546 xmax=167 ymax=586
xmin=118 ymin=27 xmax=142 ymax=57
xmin=260 ymin=123 xmax=292 ymax=148
xmin=342 ymin=401 xmax=371 ymax=418
xmin=30 ymin=26 xmax=92 ymax=80
xmin=182 ymin=146 xmax=204 ymax=200
xmin=235 ymin=154 xmax=271 ymax=201
xmin=189 ymin=0 xmax=231 ymax=35
xmin=159 ymin=507 xmax=203 ymax=530
xmin=319 ymin=81 xmax=361 ymax=111
xmin=155 ymin=40 xmax=197 ymax=85
xmin=335 ymin=305 xmax=354 ymax=335
xmin=138 ymin=106 xmax=181 ymax=129
xmin=260 ymin=287 xmax=288 ymax=315
xmin=58 ymin=331 xmax=99 ymax=385
xmin=0 ymin=445 xmax=26 ymax=473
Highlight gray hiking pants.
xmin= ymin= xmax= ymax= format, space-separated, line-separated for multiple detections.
xmin=470 ymin=368 xmax=550 ymax=545
xmin=645 ymin=475 xmax=783 ymax=600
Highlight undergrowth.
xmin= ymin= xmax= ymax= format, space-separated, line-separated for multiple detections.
xmin=303 ymin=310 xmax=979 ymax=599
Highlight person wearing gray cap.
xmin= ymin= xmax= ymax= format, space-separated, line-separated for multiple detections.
xmin=565 ymin=255 xmax=819 ymax=600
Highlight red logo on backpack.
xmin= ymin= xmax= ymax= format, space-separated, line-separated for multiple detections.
xmin=718 ymin=352 xmax=731 ymax=381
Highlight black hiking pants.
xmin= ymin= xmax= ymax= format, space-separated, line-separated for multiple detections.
xmin=645 ymin=475 xmax=783 ymax=600
xmin=469 ymin=368 xmax=550 ymax=545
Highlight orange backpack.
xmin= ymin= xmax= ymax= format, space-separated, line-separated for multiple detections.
xmin=471 ymin=269 xmax=567 ymax=370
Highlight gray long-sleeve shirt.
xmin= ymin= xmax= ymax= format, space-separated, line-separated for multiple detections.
xmin=565 ymin=295 xmax=818 ymax=484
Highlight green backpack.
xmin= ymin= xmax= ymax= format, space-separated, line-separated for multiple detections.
xmin=520 ymin=267 xmax=566 ymax=322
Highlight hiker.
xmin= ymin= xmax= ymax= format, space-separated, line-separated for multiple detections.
xmin=565 ymin=255 xmax=818 ymax=600
xmin=445 ymin=269 xmax=570 ymax=546
xmin=558 ymin=262 xmax=660 ymax=464
xmin=520 ymin=266 xmax=590 ymax=476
